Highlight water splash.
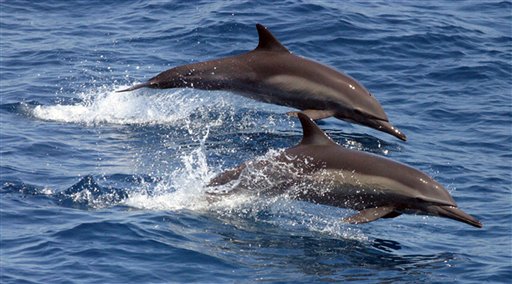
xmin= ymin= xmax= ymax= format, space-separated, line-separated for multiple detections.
xmin=124 ymin=141 xmax=366 ymax=241
xmin=31 ymin=85 xmax=233 ymax=125
xmin=28 ymin=84 xmax=366 ymax=240
xmin=124 ymin=128 xmax=216 ymax=211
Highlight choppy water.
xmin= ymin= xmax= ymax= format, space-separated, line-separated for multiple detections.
xmin=1 ymin=1 xmax=511 ymax=283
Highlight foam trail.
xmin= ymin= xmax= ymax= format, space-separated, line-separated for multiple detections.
xmin=31 ymin=86 xmax=223 ymax=125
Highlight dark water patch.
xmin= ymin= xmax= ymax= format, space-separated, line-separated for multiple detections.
xmin=57 ymin=175 xmax=128 ymax=209
xmin=1 ymin=180 xmax=45 ymax=196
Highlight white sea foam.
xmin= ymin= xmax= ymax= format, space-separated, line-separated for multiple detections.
xmin=124 ymin=128 xmax=257 ymax=212
xmin=31 ymin=85 xmax=230 ymax=125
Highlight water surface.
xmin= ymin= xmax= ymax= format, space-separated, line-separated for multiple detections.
xmin=1 ymin=1 xmax=511 ymax=283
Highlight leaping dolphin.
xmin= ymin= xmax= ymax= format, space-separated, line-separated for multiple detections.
xmin=208 ymin=113 xmax=482 ymax=228
xmin=119 ymin=24 xmax=406 ymax=141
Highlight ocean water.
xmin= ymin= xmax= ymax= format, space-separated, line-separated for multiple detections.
xmin=1 ymin=0 xmax=511 ymax=283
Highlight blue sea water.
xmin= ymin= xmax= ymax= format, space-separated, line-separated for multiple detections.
xmin=1 ymin=0 xmax=511 ymax=283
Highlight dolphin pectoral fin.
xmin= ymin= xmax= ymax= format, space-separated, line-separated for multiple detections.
xmin=342 ymin=206 xmax=396 ymax=224
xmin=287 ymin=109 xmax=336 ymax=120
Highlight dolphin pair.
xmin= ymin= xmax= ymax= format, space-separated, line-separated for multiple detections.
xmin=208 ymin=113 xmax=482 ymax=228
xmin=119 ymin=24 xmax=481 ymax=228
xmin=119 ymin=24 xmax=406 ymax=141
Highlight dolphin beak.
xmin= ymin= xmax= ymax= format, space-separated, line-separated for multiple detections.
xmin=366 ymin=119 xmax=407 ymax=141
xmin=336 ymin=112 xmax=407 ymax=141
xmin=428 ymin=205 xmax=483 ymax=228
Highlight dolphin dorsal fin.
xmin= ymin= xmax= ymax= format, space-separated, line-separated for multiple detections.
xmin=255 ymin=24 xmax=290 ymax=53
xmin=297 ymin=113 xmax=337 ymax=146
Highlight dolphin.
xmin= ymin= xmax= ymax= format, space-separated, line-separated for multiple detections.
xmin=118 ymin=24 xmax=406 ymax=141
xmin=208 ymin=113 xmax=482 ymax=228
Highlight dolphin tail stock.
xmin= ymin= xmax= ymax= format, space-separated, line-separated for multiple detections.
xmin=428 ymin=205 xmax=483 ymax=228
xmin=116 ymin=82 xmax=152 ymax=93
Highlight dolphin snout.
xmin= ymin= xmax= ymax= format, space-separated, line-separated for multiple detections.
xmin=364 ymin=119 xmax=407 ymax=141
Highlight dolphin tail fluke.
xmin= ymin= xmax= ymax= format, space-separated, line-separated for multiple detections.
xmin=116 ymin=82 xmax=152 ymax=93
xmin=430 ymin=205 xmax=483 ymax=228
